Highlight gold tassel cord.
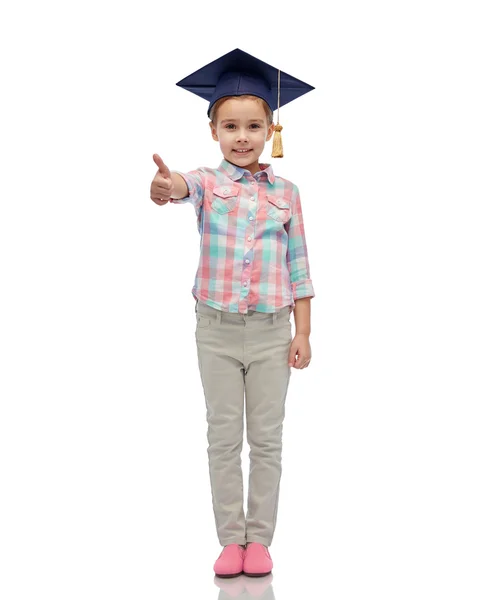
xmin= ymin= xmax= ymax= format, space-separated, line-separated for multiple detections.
xmin=271 ymin=69 xmax=283 ymax=158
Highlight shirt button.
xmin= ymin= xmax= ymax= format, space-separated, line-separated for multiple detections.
xmin=223 ymin=188 xmax=229 ymax=193
xmin=249 ymin=216 xmax=253 ymax=221
xmin=243 ymin=282 xmax=248 ymax=287
xmin=250 ymin=197 xmax=255 ymax=201
xmin=245 ymin=259 xmax=250 ymax=264
xmin=251 ymin=181 xmax=255 ymax=185
xmin=247 ymin=236 xmax=252 ymax=241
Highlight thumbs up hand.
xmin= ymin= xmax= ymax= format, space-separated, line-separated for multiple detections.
xmin=150 ymin=153 xmax=175 ymax=205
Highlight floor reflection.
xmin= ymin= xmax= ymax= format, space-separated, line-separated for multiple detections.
xmin=214 ymin=573 xmax=275 ymax=599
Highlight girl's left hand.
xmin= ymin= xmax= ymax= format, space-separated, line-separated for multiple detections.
xmin=288 ymin=334 xmax=312 ymax=369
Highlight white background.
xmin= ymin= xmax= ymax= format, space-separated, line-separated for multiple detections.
xmin=1 ymin=1 xmax=489 ymax=598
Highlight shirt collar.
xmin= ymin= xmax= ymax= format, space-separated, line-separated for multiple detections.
xmin=218 ymin=158 xmax=275 ymax=185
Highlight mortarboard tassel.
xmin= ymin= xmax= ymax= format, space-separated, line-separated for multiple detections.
xmin=272 ymin=124 xmax=283 ymax=158
xmin=271 ymin=69 xmax=283 ymax=158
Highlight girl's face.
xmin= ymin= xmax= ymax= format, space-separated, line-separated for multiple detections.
xmin=209 ymin=97 xmax=275 ymax=174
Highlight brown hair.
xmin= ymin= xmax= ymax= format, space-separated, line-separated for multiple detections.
xmin=209 ymin=95 xmax=273 ymax=126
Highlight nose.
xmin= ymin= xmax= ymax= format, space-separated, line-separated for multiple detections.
xmin=235 ymin=128 xmax=249 ymax=142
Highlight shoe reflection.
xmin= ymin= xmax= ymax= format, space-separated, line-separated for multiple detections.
xmin=214 ymin=573 xmax=274 ymax=599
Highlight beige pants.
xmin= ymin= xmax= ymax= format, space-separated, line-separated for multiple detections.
xmin=194 ymin=299 xmax=293 ymax=547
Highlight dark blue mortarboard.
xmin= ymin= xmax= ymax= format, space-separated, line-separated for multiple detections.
xmin=176 ymin=48 xmax=314 ymax=115
xmin=175 ymin=48 xmax=315 ymax=157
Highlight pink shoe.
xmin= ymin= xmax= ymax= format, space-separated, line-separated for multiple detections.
xmin=243 ymin=542 xmax=273 ymax=577
xmin=214 ymin=544 xmax=245 ymax=578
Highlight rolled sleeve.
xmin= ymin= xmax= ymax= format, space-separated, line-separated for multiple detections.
xmin=285 ymin=185 xmax=315 ymax=301
xmin=170 ymin=169 xmax=205 ymax=217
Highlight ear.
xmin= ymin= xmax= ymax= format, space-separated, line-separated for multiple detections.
xmin=209 ymin=121 xmax=219 ymax=142
xmin=266 ymin=122 xmax=275 ymax=142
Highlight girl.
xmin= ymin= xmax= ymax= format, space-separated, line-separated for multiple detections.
xmin=149 ymin=48 xmax=315 ymax=579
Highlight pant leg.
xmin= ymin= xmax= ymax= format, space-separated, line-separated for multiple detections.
xmin=195 ymin=302 xmax=247 ymax=546
xmin=243 ymin=308 xmax=292 ymax=546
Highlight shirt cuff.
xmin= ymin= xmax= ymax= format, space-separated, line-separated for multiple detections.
xmin=292 ymin=280 xmax=315 ymax=301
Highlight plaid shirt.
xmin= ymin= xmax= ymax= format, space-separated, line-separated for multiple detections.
xmin=171 ymin=158 xmax=315 ymax=314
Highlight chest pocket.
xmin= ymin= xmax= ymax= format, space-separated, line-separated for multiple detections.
xmin=266 ymin=195 xmax=291 ymax=223
xmin=211 ymin=185 xmax=239 ymax=214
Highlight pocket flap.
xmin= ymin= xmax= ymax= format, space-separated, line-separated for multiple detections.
xmin=213 ymin=185 xmax=238 ymax=199
xmin=266 ymin=195 xmax=289 ymax=209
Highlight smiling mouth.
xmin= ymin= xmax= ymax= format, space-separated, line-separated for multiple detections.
xmin=233 ymin=149 xmax=252 ymax=154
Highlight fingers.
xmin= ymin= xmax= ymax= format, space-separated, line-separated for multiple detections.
xmin=150 ymin=167 xmax=174 ymax=205
xmin=289 ymin=350 xmax=312 ymax=369
xmin=150 ymin=187 xmax=172 ymax=204
xmin=150 ymin=181 xmax=172 ymax=204
xmin=295 ymin=357 xmax=311 ymax=369
xmin=153 ymin=179 xmax=173 ymax=195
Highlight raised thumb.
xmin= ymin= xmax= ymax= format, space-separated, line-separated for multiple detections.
xmin=153 ymin=153 xmax=171 ymax=178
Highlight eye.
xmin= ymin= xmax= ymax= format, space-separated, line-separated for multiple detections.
xmin=225 ymin=124 xmax=236 ymax=129
xmin=250 ymin=123 xmax=261 ymax=129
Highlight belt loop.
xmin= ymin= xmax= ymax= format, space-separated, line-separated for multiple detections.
xmin=217 ymin=310 xmax=222 ymax=324
xmin=272 ymin=311 xmax=277 ymax=324
xmin=195 ymin=299 xmax=198 ymax=314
